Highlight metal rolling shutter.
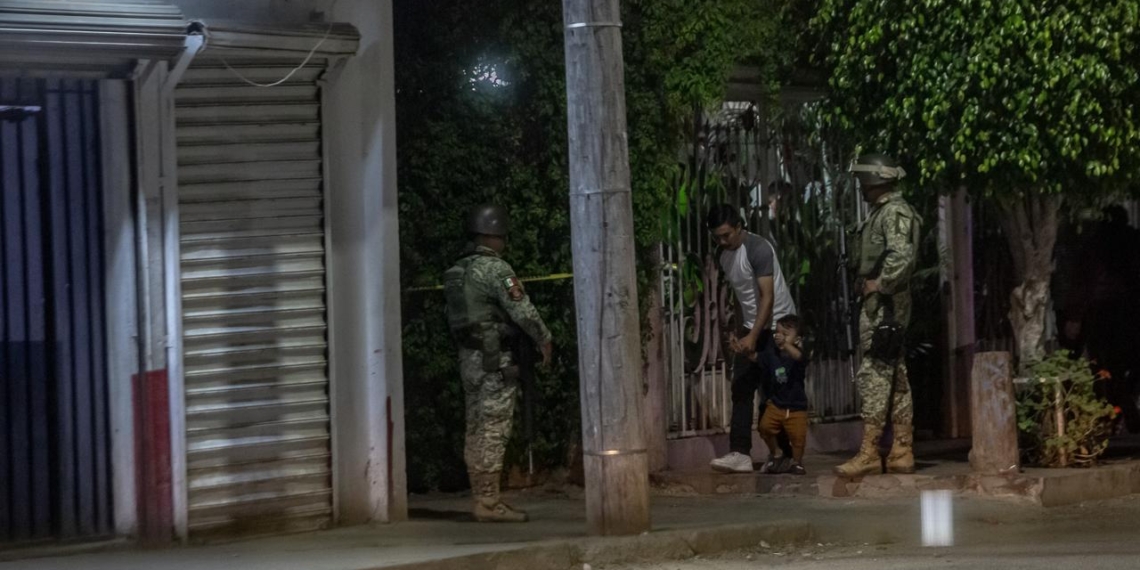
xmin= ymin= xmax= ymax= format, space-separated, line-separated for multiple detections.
xmin=176 ymin=59 xmax=332 ymax=538
xmin=0 ymin=1 xmax=187 ymax=77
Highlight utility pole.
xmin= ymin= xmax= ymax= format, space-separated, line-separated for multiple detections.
xmin=561 ymin=0 xmax=651 ymax=536
xmin=939 ymin=187 xmax=975 ymax=438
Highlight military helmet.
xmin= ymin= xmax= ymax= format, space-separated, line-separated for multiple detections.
xmin=851 ymin=153 xmax=906 ymax=188
xmin=467 ymin=204 xmax=509 ymax=237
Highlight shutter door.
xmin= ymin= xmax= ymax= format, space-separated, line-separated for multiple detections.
xmin=176 ymin=59 xmax=332 ymax=539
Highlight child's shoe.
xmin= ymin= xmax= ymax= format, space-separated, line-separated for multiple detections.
xmin=759 ymin=454 xmax=784 ymax=474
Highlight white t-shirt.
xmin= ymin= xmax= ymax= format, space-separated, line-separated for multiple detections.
xmin=719 ymin=232 xmax=797 ymax=331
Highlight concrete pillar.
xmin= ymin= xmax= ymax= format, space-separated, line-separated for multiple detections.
xmin=326 ymin=0 xmax=407 ymax=524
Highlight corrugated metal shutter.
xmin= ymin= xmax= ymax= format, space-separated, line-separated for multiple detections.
xmin=202 ymin=21 xmax=359 ymax=59
xmin=0 ymin=1 xmax=187 ymax=77
xmin=176 ymin=58 xmax=332 ymax=539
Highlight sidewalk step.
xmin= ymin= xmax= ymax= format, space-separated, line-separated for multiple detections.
xmin=652 ymin=459 xmax=1140 ymax=507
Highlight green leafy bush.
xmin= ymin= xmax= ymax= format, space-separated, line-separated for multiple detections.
xmin=1016 ymin=350 xmax=1115 ymax=467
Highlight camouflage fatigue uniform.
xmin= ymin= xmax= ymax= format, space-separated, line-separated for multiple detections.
xmin=443 ymin=244 xmax=552 ymax=476
xmin=854 ymin=192 xmax=922 ymax=428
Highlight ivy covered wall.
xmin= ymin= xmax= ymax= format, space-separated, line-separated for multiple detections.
xmin=394 ymin=0 xmax=799 ymax=491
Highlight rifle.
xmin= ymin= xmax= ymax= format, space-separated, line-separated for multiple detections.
xmin=837 ymin=220 xmax=858 ymax=380
xmin=512 ymin=333 xmax=538 ymax=477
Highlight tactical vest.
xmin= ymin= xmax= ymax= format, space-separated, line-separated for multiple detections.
xmin=443 ymin=253 xmax=514 ymax=370
xmin=856 ymin=195 xmax=922 ymax=279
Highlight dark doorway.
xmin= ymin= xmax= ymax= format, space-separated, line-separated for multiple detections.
xmin=1 ymin=78 xmax=112 ymax=544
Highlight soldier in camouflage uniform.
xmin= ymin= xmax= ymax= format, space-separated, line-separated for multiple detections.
xmin=443 ymin=204 xmax=553 ymax=522
xmin=835 ymin=154 xmax=923 ymax=477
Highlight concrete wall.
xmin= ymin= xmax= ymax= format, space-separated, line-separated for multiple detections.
xmin=100 ymin=80 xmax=140 ymax=538
xmin=172 ymin=0 xmax=407 ymax=524
xmin=324 ymin=0 xmax=408 ymax=524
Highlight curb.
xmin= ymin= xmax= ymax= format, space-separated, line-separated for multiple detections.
xmin=1033 ymin=461 xmax=1140 ymax=507
xmin=654 ymin=460 xmax=1140 ymax=507
xmin=378 ymin=520 xmax=813 ymax=570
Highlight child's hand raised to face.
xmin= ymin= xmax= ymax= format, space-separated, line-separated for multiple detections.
xmin=775 ymin=325 xmax=800 ymax=349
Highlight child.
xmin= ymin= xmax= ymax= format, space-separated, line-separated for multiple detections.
xmin=758 ymin=315 xmax=809 ymax=475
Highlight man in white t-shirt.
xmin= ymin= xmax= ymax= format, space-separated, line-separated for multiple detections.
xmin=706 ymin=204 xmax=798 ymax=473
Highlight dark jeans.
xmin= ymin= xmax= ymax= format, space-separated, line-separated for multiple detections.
xmin=729 ymin=329 xmax=793 ymax=457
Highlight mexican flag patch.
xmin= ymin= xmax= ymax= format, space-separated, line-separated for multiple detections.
xmin=503 ymin=276 xmax=524 ymax=301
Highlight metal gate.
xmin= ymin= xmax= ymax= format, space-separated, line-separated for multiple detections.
xmin=176 ymin=59 xmax=332 ymax=538
xmin=664 ymin=98 xmax=863 ymax=438
xmin=1 ymin=78 xmax=112 ymax=543
xmin=767 ymin=98 xmax=864 ymax=421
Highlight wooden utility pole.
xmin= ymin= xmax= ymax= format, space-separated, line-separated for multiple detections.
xmin=561 ymin=0 xmax=651 ymax=536
xmin=939 ymin=187 xmax=975 ymax=438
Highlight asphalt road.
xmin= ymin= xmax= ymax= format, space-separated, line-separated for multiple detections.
xmin=616 ymin=495 xmax=1140 ymax=570
xmin=612 ymin=542 xmax=1140 ymax=570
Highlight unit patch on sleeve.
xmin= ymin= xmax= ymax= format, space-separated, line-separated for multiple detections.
xmin=503 ymin=276 xmax=525 ymax=301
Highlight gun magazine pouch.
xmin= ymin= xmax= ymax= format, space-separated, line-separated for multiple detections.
xmin=499 ymin=365 xmax=520 ymax=383
xmin=868 ymin=294 xmax=905 ymax=363
xmin=869 ymin=321 xmax=906 ymax=362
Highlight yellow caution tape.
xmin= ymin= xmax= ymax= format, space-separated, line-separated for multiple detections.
xmin=404 ymin=273 xmax=575 ymax=293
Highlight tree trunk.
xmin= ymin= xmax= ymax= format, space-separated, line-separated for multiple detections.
xmin=998 ymin=194 xmax=1062 ymax=370
xmin=968 ymin=351 xmax=1019 ymax=474
xmin=561 ymin=0 xmax=651 ymax=535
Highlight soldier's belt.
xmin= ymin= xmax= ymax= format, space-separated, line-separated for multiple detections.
xmin=453 ymin=323 xmax=516 ymax=345
xmin=452 ymin=326 xmax=491 ymax=350
xmin=455 ymin=334 xmax=483 ymax=351
xmin=857 ymin=282 xmax=910 ymax=294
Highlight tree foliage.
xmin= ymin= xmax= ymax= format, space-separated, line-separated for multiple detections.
xmin=812 ymin=0 xmax=1140 ymax=365
xmin=395 ymin=0 xmax=797 ymax=491
xmin=812 ymin=0 xmax=1140 ymax=197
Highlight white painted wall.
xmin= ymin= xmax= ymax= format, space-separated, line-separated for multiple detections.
xmin=171 ymin=0 xmax=407 ymax=524
xmin=324 ymin=0 xmax=407 ymax=523
xmin=100 ymin=80 xmax=139 ymax=537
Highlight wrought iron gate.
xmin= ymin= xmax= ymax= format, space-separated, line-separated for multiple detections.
xmin=663 ymin=97 xmax=864 ymax=439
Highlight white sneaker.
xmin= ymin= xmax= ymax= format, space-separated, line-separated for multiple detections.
xmin=710 ymin=452 xmax=754 ymax=473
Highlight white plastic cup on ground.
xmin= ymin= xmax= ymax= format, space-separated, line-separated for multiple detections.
xmin=921 ymin=489 xmax=954 ymax=547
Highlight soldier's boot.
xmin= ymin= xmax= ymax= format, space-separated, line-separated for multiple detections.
xmin=471 ymin=472 xmax=528 ymax=523
xmin=886 ymin=423 xmax=916 ymax=474
xmin=834 ymin=423 xmax=884 ymax=478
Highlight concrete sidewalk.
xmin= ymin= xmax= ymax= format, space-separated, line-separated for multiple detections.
xmin=6 ymin=437 xmax=1139 ymax=570
xmin=0 ymin=493 xmax=811 ymax=570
